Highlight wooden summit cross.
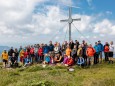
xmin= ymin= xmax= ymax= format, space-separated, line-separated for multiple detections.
xmin=60 ymin=7 xmax=81 ymax=42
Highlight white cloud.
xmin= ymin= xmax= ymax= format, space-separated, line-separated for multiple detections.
xmin=111 ymin=26 xmax=115 ymax=35
xmin=0 ymin=0 xmax=115 ymax=47
xmin=93 ymin=19 xmax=115 ymax=35
xmin=72 ymin=14 xmax=93 ymax=32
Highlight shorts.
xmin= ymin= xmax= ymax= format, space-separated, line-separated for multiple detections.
xmin=3 ymin=59 xmax=8 ymax=64
xmin=30 ymin=54 xmax=34 ymax=57
xmin=87 ymin=57 xmax=94 ymax=62
xmin=109 ymin=52 xmax=113 ymax=57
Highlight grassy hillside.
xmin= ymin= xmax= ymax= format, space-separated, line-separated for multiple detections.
xmin=0 ymin=63 xmax=115 ymax=86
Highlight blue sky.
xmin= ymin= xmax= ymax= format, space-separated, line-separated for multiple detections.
xmin=0 ymin=0 xmax=115 ymax=48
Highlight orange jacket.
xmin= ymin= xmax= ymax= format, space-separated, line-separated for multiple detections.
xmin=86 ymin=47 xmax=95 ymax=57
xmin=2 ymin=52 xmax=8 ymax=60
xmin=66 ymin=48 xmax=71 ymax=56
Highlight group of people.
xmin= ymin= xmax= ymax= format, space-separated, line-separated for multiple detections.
xmin=1 ymin=40 xmax=114 ymax=68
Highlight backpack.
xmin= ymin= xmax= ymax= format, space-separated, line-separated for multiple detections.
xmin=104 ymin=45 xmax=109 ymax=52
xmin=77 ymin=48 xmax=82 ymax=56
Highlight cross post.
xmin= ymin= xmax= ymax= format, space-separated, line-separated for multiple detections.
xmin=60 ymin=7 xmax=81 ymax=42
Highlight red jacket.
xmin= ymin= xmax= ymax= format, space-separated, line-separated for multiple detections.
xmin=67 ymin=58 xmax=74 ymax=66
xmin=30 ymin=48 xmax=34 ymax=54
xmin=104 ymin=45 xmax=109 ymax=52
xmin=38 ymin=48 xmax=43 ymax=56
xmin=24 ymin=51 xmax=28 ymax=58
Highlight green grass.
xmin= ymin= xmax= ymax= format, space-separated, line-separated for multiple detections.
xmin=0 ymin=63 xmax=115 ymax=86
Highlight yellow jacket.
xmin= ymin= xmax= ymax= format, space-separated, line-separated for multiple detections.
xmin=20 ymin=50 xmax=24 ymax=58
xmin=2 ymin=52 xmax=8 ymax=60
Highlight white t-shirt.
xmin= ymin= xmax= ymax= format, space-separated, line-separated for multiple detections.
xmin=109 ymin=45 xmax=114 ymax=52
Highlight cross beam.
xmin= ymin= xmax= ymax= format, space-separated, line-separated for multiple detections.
xmin=60 ymin=7 xmax=81 ymax=42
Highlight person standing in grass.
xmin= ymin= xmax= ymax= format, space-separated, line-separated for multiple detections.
xmin=69 ymin=40 xmax=74 ymax=50
xmin=24 ymin=49 xmax=29 ymax=64
xmin=74 ymin=40 xmax=79 ymax=51
xmin=43 ymin=44 xmax=49 ymax=54
xmin=1 ymin=50 xmax=8 ymax=68
xmin=82 ymin=43 xmax=88 ymax=66
xmin=14 ymin=48 xmax=19 ymax=63
xmin=104 ymin=42 xmax=109 ymax=61
xmin=54 ymin=43 xmax=60 ymax=54
xmin=97 ymin=41 xmax=104 ymax=63
xmin=108 ymin=41 xmax=114 ymax=64
xmin=49 ymin=41 xmax=54 ymax=53
xmin=38 ymin=44 xmax=44 ymax=62
xmin=19 ymin=49 xmax=25 ymax=64
xmin=86 ymin=44 xmax=95 ymax=66
xmin=71 ymin=45 xmax=77 ymax=63
xmin=8 ymin=47 xmax=14 ymax=62
xmin=77 ymin=45 xmax=84 ymax=67
xmin=30 ymin=45 xmax=35 ymax=64
xmin=34 ymin=44 xmax=39 ymax=63
xmin=94 ymin=42 xmax=100 ymax=64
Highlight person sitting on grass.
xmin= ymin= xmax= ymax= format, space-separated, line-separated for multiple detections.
xmin=10 ymin=53 xmax=18 ymax=67
xmin=50 ymin=53 xmax=54 ymax=64
xmin=54 ymin=53 xmax=63 ymax=64
xmin=62 ymin=54 xmax=68 ymax=64
xmin=43 ymin=54 xmax=51 ymax=64
xmin=1 ymin=50 xmax=8 ymax=68
xmin=24 ymin=55 xmax=31 ymax=67
xmin=65 ymin=56 xmax=74 ymax=67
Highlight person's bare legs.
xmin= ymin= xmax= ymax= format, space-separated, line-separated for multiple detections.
xmin=3 ymin=62 xmax=6 ymax=68
xmin=109 ymin=57 xmax=113 ymax=64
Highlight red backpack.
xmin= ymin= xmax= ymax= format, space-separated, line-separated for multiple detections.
xmin=104 ymin=45 xmax=109 ymax=52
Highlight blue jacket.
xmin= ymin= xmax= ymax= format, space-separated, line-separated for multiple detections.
xmin=94 ymin=45 xmax=100 ymax=53
xmin=97 ymin=43 xmax=104 ymax=52
xmin=43 ymin=46 xmax=49 ymax=54
xmin=49 ymin=44 xmax=54 ymax=52
xmin=77 ymin=57 xmax=84 ymax=65
xmin=45 ymin=56 xmax=50 ymax=63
